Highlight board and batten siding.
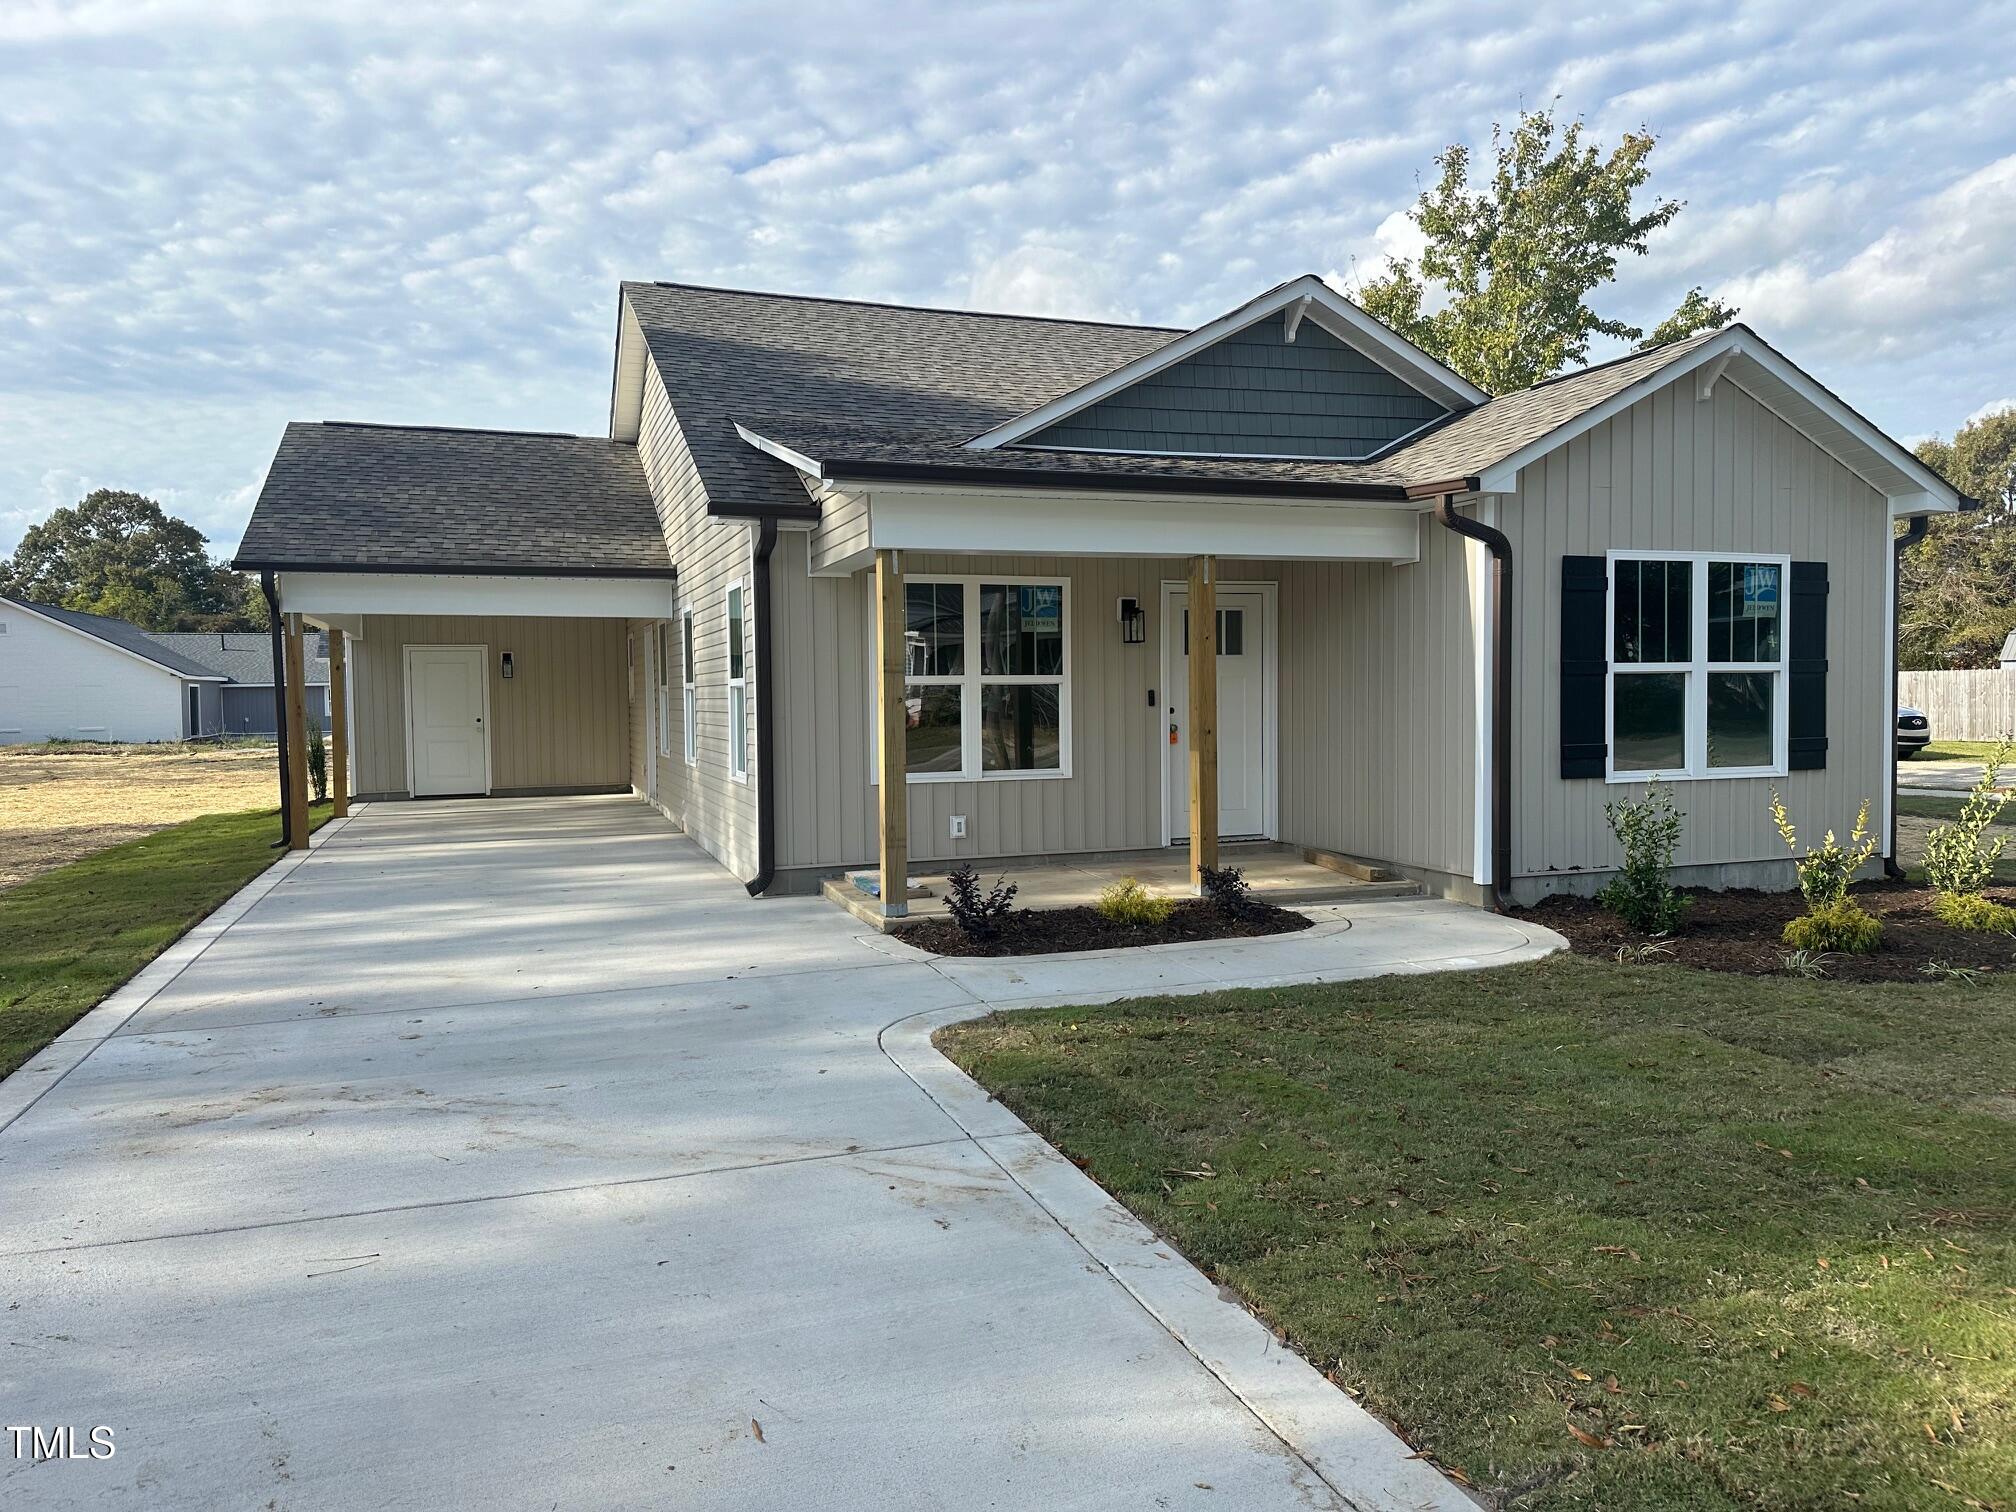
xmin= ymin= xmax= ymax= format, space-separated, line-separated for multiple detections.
xmin=348 ymin=614 xmax=629 ymax=797
xmin=635 ymin=364 xmax=759 ymax=878
xmin=1503 ymin=379 xmax=1890 ymax=895
xmin=769 ymin=530 xmax=1480 ymax=885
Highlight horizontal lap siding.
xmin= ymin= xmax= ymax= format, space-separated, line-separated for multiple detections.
xmin=808 ymin=486 xmax=870 ymax=574
xmin=348 ymin=615 xmax=628 ymax=796
xmin=637 ymin=367 xmax=758 ymax=878
xmin=1507 ymin=381 xmax=1888 ymax=880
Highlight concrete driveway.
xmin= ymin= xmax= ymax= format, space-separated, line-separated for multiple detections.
xmin=1 ymin=797 xmax=1556 ymax=1510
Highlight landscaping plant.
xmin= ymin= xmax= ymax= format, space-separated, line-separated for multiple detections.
xmin=1931 ymin=890 xmax=2016 ymax=932
xmin=1198 ymin=864 xmax=1263 ymax=919
xmin=1922 ymin=738 xmax=2014 ymax=918
xmin=1768 ymin=789 xmax=1881 ymax=952
xmin=943 ymin=863 xmax=1017 ymax=940
xmin=1596 ymin=778 xmax=1689 ymax=933
xmin=1095 ymin=877 xmax=1175 ymax=927
xmin=305 ymin=720 xmax=329 ymax=803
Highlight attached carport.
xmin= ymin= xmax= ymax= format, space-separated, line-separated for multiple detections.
xmin=231 ymin=419 xmax=677 ymax=847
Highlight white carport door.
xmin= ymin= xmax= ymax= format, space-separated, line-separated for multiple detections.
xmin=405 ymin=646 xmax=490 ymax=797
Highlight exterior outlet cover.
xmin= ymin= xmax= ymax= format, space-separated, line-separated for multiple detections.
xmin=949 ymin=815 xmax=967 ymax=839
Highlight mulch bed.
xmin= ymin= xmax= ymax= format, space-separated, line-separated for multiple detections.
xmin=897 ymin=900 xmax=1313 ymax=957
xmin=1523 ymin=880 xmax=2016 ymax=982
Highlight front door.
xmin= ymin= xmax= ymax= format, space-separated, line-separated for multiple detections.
xmin=405 ymin=646 xmax=490 ymax=797
xmin=1164 ymin=584 xmax=1272 ymax=841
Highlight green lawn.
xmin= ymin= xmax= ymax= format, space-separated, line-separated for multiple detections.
xmin=940 ymin=957 xmax=2016 ymax=1510
xmin=0 ymin=804 xmax=328 ymax=1080
xmin=1914 ymin=740 xmax=2011 ymax=763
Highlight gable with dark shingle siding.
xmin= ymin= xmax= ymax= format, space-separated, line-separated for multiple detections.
xmin=1026 ymin=319 xmax=1447 ymax=458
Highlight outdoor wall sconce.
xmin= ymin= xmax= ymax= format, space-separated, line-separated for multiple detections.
xmin=501 ymin=651 xmax=514 ymax=680
xmin=1117 ymin=597 xmax=1146 ymax=645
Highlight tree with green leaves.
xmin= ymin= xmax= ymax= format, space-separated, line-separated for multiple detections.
xmin=1357 ymin=105 xmax=1736 ymax=395
xmin=1901 ymin=408 xmax=2016 ymax=668
xmin=1 ymin=488 xmax=262 ymax=632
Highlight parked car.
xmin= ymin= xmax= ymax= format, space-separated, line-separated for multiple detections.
xmin=1897 ymin=705 xmax=1932 ymax=758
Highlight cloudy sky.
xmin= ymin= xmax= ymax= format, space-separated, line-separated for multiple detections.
xmin=2 ymin=0 xmax=2012 ymax=558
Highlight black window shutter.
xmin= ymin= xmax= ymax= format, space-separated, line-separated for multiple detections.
xmin=1787 ymin=561 xmax=1829 ymax=770
xmin=1560 ymin=555 xmax=1608 ymax=778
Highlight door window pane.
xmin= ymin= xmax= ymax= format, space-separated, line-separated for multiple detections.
xmin=1614 ymin=558 xmax=1690 ymax=663
xmin=903 ymin=686 xmax=963 ymax=773
xmin=1613 ymin=672 xmax=1686 ymax=771
xmin=1707 ymin=562 xmax=1780 ymax=663
xmin=1707 ymin=672 xmax=1774 ymax=768
xmin=1179 ymin=607 xmax=1243 ymax=655
xmin=979 ymin=584 xmax=1063 ymax=675
xmin=980 ymin=684 xmax=1061 ymax=772
xmin=905 ymin=583 xmax=964 ymax=676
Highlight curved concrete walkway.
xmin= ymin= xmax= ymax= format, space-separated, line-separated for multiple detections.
xmin=1 ymin=796 xmax=1559 ymax=1511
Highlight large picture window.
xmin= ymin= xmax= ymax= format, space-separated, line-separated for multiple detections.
xmin=875 ymin=575 xmax=1070 ymax=782
xmin=1608 ymin=551 xmax=1787 ymax=780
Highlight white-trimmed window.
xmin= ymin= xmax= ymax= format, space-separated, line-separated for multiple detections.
xmin=874 ymin=575 xmax=1071 ymax=783
xmin=654 ymin=622 xmax=672 ymax=757
xmin=680 ymin=607 xmax=697 ymax=766
xmin=726 ymin=583 xmax=748 ymax=782
xmin=1607 ymin=550 xmax=1788 ymax=781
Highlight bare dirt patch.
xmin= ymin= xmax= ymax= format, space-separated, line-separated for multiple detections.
xmin=0 ymin=743 xmax=278 ymax=889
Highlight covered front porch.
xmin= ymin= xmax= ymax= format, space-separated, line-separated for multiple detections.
xmin=785 ymin=489 xmax=1496 ymax=918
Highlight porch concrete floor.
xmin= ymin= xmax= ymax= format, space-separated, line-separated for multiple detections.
xmin=0 ymin=796 xmax=1557 ymax=1511
xmin=830 ymin=842 xmax=1419 ymax=926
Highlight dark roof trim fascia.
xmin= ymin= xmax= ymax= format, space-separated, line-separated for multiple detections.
xmin=819 ymin=458 xmax=1415 ymax=503
xmin=231 ymin=558 xmax=679 ymax=580
xmin=706 ymin=501 xmax=822 ymax=523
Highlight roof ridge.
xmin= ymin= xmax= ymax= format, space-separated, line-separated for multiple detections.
xmin=1520 ymin=327 xmax=1724 ymax=394
xmin=315 ymin=420 xmax=609 ymax=442
xmin=625 ymin=278 xmax=1184 ymax=335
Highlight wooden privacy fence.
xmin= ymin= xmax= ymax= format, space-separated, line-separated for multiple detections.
xmin=1899 ymin=670 xmax=2016 ymax=742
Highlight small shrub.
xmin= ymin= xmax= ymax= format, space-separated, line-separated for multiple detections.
xmin=1198 ymin=864 xmax=1264 ymax=919
xmin=1613 ymin=938 xmax=1675 ymax=966
xmin=944 ymin=864 xmax=1018 ymax=940
xmin=1931 ymin=890 xmax=2016 ymax=933
xmin=1096 ymin=877 xmax=1176 ymax=927
xmin=1597 ymin=779 xmax=1690 ymax=933
xmin=305 ymin=720 xmax=329 ymax=802
xmin=1769 ymin=789 xmax=1878 ymax=910
xmin=1780 ymin=899 xmax=1882 ymax=954
xmin=1779 ymin=948 xmax=1837 ymax=979
xmin=1922 ymin=739 xmax=2015 ymax=896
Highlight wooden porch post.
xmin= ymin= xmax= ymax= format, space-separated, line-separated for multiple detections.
xmin=1187 ymin=554 xmax=1218 ymax=889
xmin=282 ymin=613 xmax=312 ymax=850
xmin=874 ymin=549 xmax=908 ymax=918
xmin=327 ymin=627 xmax=350 ymax=819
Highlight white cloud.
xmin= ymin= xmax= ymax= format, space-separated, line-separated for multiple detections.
xmin=0 ymin=0 xmax=2010 ymax=553
xmin=1967 ymin=397 xmax=2016 ymax=426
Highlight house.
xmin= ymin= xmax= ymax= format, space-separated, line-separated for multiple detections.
xmin=0 ymin=597 xmax=328 ymax=744
xmin=230 ymin=274 xmax=1965 ymax=910
xmin=144 ymin=630 xmax=332 ymax=735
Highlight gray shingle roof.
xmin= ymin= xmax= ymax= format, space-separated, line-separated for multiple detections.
xmin=623 ymin=281 xmax=1181 ymax=512
xmin=639 ymin=282 xmax=1727 ymax=502
xmin=144 ymin=630 xmax=328 ymax=686
xmin=235 ymin=421 xmax=672 ymax=575
xmin=3 ymin=597 xmax=229 ymax=678
xmin=1382 ymin=330 xmax=1722 ymax=485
